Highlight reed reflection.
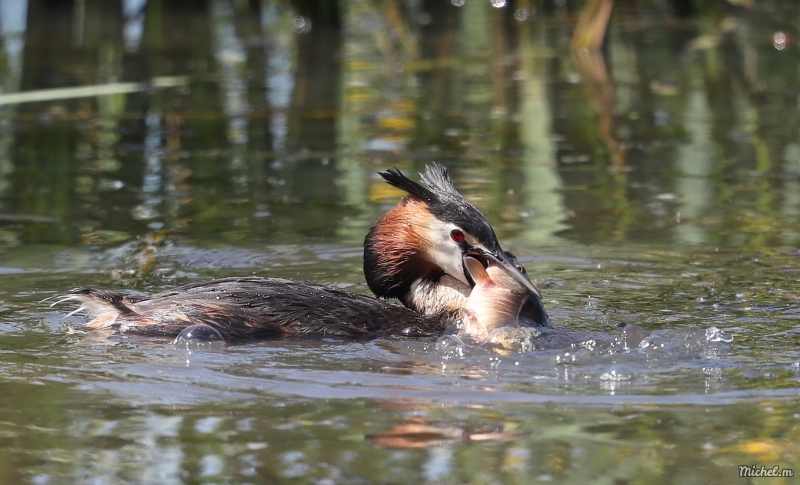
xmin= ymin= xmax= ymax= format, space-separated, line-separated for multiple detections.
xmin=1 ymin=0 xmax=799 ymax=257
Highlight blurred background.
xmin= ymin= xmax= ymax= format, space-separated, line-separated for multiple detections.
xmin=2 ymin=0 xmax=799 ymax=272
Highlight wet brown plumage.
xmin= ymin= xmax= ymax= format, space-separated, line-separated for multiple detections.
xmin=66 ymin=277 xmax=456 ymax=340
xmin=60 ymin=164 xmax=549 ymax=340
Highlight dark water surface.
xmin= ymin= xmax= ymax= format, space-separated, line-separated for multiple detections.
xmin=2 ymin=0 xmax=800 ymax=483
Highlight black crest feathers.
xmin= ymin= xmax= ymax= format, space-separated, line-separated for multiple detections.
xmin=380 ymin=163 xmax=453 ymax=205
xmin=377 ymin=163 xmax=500 ymax=252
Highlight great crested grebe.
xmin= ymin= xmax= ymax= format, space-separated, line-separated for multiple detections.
xmin=460 ymin=256 xmax=546 ymax=341
xmin=58 ymin=164 xmax=549 ymax=340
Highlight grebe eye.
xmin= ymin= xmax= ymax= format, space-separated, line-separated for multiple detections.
xmin=450 ymin=229 xmax=465 ymax=243
xmin=516 ymin=264 xmax=527 ymax=275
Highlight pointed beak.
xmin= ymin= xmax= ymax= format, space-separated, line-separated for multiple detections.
xmin=463 ymin=249 xmax=551 ymax=328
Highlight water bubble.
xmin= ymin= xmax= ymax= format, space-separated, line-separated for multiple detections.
xmin=555 ymin=351 xmax=577 ymax=364
xmin=435 ymin=334 xmax=466 ymax=359
xmin=173 ymin=324 xmax=225 ymax=348
xmin=774 ymin=32 xmax=786 ymax=50
xmin=293 ymin=16 xmax=312 ymax=34
xmin=705 ymin=326 xmax=733 ymax=343
xmin=514 ymin=8 xmax=532 ymax=21
xmin=401 ymin=326 xmax=423 ymax=337
xmin=436 ymin=334 xmax=462 ymax=349
xmin=488 ymin=327 xmax=540 ymax=353
xmin=615 ymin=323 xmax=648 ymax=350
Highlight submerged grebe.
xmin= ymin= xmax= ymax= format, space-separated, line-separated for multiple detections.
xmin=59 ymin=164 xmax=549 ymax=339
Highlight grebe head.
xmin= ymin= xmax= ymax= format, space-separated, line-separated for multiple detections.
xmin=364 ymin=163 xmax=549 ymax=326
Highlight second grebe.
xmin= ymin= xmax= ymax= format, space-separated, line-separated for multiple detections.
xmin=59 ymin=164 xmax=549 ymax=339
xmin=460 ymin=256 xmax=547 ymax=340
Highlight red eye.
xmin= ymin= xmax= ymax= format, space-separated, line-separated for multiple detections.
xmin=450 ymin=229 xmax=465 ymax=243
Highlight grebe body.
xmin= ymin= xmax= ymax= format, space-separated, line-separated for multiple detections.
xmin=61 ymin=164 xmax=550 ymax=339
xmin=65 ymin=278 xmax=450 ymax=339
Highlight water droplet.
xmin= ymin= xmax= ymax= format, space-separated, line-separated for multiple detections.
xmin=435 ymin=334 xmax=465 ymax=359
xmin=600 ymin=366 xmax=635 ymax=381
xmin=774 ymin=31 xmax=787 ymax=50
xmin=514 ymin=8 xmax=532 ymax=21
xmin=293 ymin=16 xmax=312 ymax=34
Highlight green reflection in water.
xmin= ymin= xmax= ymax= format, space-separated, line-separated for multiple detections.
xmin=0 ymin=0 xmax=799 ymax=483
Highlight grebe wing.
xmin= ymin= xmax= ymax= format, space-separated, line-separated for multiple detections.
xmin=64 ymin=277 xmax=435 ymax=339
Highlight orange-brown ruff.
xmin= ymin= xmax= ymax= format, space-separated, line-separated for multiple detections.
xmin=364 ymin=196 xmax=472 ymax=314
xmin=363 ymin=164 xmax=546 ymax=323
xmin=58 ymin=163 xmax=550 ymax=339
xmin=369 ymin=197 xmax=441 ymax=282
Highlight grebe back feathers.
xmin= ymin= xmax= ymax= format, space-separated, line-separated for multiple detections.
xmin=64 ymin=277 xmax=450 ymax=339
xmin=60 ymin=164 xmax=550 ymax=339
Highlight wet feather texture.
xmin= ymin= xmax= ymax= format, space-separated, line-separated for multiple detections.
xmin=64 ymin=277 xmax=456 ymax=339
